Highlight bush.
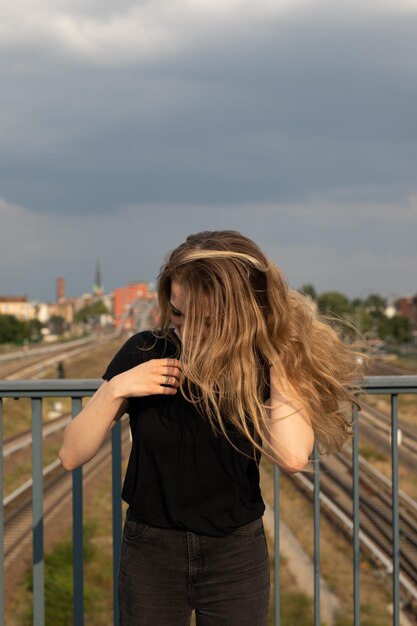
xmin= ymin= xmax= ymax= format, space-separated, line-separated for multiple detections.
xmin=0 ymin=315 xmax=42 ymax=344
xmin=280 ymin=591 xmax=320 ymax=626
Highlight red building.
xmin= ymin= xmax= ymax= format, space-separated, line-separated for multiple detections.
xmin=113 ymin=282 xmax=156 ymax=330
xmin=398 ymin=296 xmax=412 ymax=318
xmin=397 ymin=295 xmax=417 ymax=345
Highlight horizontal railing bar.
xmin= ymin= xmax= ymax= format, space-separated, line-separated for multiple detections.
xmin=0 ymin=380 xmax=101 ymax=397
xmin=1 ymin=376 xmax=417 ymax=398
xmin=362 ymin=387 xmax=417 ymax=394
xmin=361 ymin=375 xmax=417 ymax=391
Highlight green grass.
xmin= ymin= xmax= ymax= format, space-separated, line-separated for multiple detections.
xmin=4 ymin=442 xmax=62 ymax=496
xmin=278 ymin=590 xmax=326 ymax=626
xmin=358 ymin=445 xmax=387 ymax=462
xmin=396 ymin=355 xmax=417 ymax=371
xmin=21 ymin=519 xmax=100 ymax=626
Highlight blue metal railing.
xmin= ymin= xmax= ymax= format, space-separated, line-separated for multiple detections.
xmin=0 ymin=381 xmax=120 ymax=626
xmin=1 ymin=376 xmax=417 ymax=626
xmin=272 ymin=374 xmax=417 ymax=626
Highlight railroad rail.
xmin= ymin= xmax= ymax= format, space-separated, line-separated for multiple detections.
xmin=360 ymin=399 xmax=417 ymax=446
xmin=291 ymin=447 xmax=417 ymax=606
xmin=3 ymin=413 xmax=70 ymax=458
xmin=357 ymin=403 xmax=417 ymax=475
xmin=371 ymin=359 xmax=417 ymax=377
xmin=3 ymin=422 xmax=131 ymax=570
xmin=1 ymin=332 xmax=118 ymax=380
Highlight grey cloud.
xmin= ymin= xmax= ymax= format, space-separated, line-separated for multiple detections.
xmin=1 ymin=3 xmax=416 ymax=214
xmin=0 ymin=1 xmax=416 ymax=301
xmin=2 ymin=198 xmax=416 ymax=301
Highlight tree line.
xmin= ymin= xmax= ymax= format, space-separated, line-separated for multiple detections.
xmin=0 ymin=300 xmax=108 ymax=345
xmin=299 ymin=284 xmax=411 ymax=345
xmin=0 ymin=315 xmax=42 ymax=345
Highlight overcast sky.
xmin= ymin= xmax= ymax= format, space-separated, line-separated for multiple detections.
xmin=1 ymin=0 xmax=416 ymax=303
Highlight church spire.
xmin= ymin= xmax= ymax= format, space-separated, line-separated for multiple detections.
xmin=93 ymin=260 xmax=104 ymax=296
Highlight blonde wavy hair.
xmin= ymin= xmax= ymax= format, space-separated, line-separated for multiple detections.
xmin=155 ymin=230 xmax=369 ymax=471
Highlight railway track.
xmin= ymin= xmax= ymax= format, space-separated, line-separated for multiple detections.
xmin=1 ymin=333 xmax=118 ymax=380
xmin=369 ymin=359 xmax=417 ymax=377
xmin=2 ymin=414 xmax=70 ymax=459
xmin=323 ymin=448 xmax=417 ymax=584
xmin=360 ymin=400 xmax=417 ymax=444
xmin=3 ymin=420 xmax=131 ymax=572
xmin=358 ymin=402 xmax=417 ymax=473
xmin=291 ymin=446 xmax=417 ymax=617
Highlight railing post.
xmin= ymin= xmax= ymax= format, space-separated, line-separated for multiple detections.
xmin=111 ymin=421 xmax=122 ymax=626
xmin=273 ymin=464 xmax=280 ymax=626
xmin=313 ymin=443 xmax=320 ymax=626
xmin=32 ymin=397 xmax=44 ymax=626
xmin=391 ymin=394 xmax=400 ymax=626
xmin=71 ymin=397 xmax=84 ymax=626
xmin=352 ymin=402 xmax=360 ymax=626
xmin=0 ymin=398 xmax=4 ymax=626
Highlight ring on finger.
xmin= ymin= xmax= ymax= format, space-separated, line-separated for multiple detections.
xmin=165 ymin=375 xmax=170 ymax=384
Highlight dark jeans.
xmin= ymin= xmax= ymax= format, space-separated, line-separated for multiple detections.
xmin=118 ymin=509 xmax=270 ymax=625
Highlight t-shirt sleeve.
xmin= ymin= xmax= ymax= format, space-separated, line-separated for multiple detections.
xmin=101 ymin=334 xmax=145 ymax=382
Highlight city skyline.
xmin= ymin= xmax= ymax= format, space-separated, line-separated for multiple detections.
xmin=1 ymin=251 xmax=410 ymax=305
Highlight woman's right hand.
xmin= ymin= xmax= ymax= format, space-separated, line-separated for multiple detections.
xmin=112 ymin=358 xmax=183 ymax=399
xmin=59 ymin=357 xmax=183 ymax=471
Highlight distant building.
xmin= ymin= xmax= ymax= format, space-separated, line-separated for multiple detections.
xmin=56 ymin=276 xmax=65 ymax=303
xmin=410 ymin=295 xmax=417 ymax=334
xmin=113 ymin=282 xmax=157 ymax=330
xmin=398 ymin=296 xmax=412 ymax=318
xmin=397 ymin=295 xmax=417 ymax=345
xmin=0 ymin=295 xmax=36 ymax=321
xmin=48 ymin=300 xmax=74 ymax=325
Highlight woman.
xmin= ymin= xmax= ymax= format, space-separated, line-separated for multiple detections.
xmin=59 ymin=230 xmax=366 ymax=625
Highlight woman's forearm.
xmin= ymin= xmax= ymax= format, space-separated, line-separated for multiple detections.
xmin=263 ymin=395 xmax=315 ymax=472
xmin=59 ymin=376 xmax=128 ymax=471
xmin=264 ymin=368 xmax=315 ymax=472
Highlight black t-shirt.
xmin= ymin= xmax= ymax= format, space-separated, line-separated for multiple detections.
xmin=102 ymin=329 xmax=267 ymax=537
